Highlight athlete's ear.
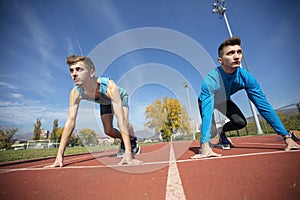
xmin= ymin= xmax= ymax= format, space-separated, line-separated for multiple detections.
xmin=90 ymin=68 xmax=95 ymax=77
xmin=218 ymin=57 xmax=222 ymax=64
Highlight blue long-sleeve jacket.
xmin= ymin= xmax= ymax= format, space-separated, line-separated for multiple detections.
xmin=199 ymin=66 xmax=288 ymax=143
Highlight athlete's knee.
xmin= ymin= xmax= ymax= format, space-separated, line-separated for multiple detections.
xmin=104 ymin=127 xmax=119 ymax=137
xmin=103 ymin=127 xmax=113 ymax=136
xmin=231 ymin=114 xmax=247 ymax=129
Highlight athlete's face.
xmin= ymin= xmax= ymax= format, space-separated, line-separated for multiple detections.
xmin=218 ymin=45 xmax=242 ymax=74
xmin=69 ymin=61 xmax=94 ymax=85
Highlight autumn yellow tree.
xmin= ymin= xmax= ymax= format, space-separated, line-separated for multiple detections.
xmin=145 ymin=97 xmax=191 ymax=141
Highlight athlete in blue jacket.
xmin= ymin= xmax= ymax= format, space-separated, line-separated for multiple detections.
xmin=46 ymin=55 xmax=141 ymax=167
xmin=192 ymin=37 xmax=300 ymax=159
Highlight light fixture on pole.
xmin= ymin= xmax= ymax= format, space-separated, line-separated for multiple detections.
xmin=212 ymin=0 xmax=263 ymax=134
xmin=183 ymin=81 xmax=196 ymax=140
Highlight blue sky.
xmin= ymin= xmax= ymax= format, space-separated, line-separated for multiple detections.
xmin=0 ymin=0 xmax=299 ymax=136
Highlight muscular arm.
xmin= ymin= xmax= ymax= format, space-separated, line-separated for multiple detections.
xmin=57 ymin=87 xmax=81 ymax=156
xmin=106 ymin=80 xmax=132 ymax=154
xmin=244 ymin=71 xmax=288 ymax=135
xmin=106 ymin=80 xmax=128 ymax=135
xmin=199 ymin=81 xmax=215 ymax=144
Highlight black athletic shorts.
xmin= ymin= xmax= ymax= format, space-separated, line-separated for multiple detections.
xmin=100 ymin=104 xmax=113 ymax=116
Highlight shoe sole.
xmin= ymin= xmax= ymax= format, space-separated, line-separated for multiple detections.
xmin=116 ymin=152 xmax=124 ymax=158
xmin=221 ymin=145 xmax=231 ymax=150
xmin=217 ymin=138 xmax=234 ymax=150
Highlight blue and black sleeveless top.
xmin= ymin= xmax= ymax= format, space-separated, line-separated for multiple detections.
xmin=76 ymin=77 xmax=128 ymax=107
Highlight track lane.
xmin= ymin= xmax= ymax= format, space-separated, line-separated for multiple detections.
xmin=0 ymin=135 xmax=299 ymax=200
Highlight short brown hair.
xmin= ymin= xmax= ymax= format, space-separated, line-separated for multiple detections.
xmin=218 ymin=37 xmax=241 ymax=57
xmin=66 ymin=55 xmax=95 ymax=71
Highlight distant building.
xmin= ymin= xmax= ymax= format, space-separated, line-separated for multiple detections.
xmin=97 ymin=137 xmax=114 ymax=146
xmin=40 ymin=129 xmax=49 ymax=139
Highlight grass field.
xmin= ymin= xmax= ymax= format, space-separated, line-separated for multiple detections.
xmin=0 ymin=133 xmax=278 ymax=163
xmin=0 ymin=142 xmax=160 ymax=163
xmin=0 ymin=145 xmax=119 ymax=163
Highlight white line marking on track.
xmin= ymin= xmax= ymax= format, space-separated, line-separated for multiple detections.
xmin=185 ymin=149 xmax=300 ymax=162
xmin=165 ymin=142 xmax=186 ymax=200
xmin=238 ymin=142 xmax=284 ymax=146
xmin=0 ymin=146 xmax=299 ymax=174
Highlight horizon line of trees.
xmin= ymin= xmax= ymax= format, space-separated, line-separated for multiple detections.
xmin=1 ymin=99 xmax=299 ymax=150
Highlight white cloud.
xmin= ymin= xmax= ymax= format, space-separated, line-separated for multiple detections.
xmin=9 ymin=93 xmax=23 ymax=98
xmin=0 ymin=82 xmax=17 ymax=90
xmin=80 ymin=0 xmax=125 ymax=32
xmin=66 ymin=36 xmax=75 ymax=55
xmin=17 ymin=5 xmax=54 ymax=60
xmin=76 ymin=101 xmax=104 ymax=135
xmin=0 ymin=99 xmax=68 ymax=134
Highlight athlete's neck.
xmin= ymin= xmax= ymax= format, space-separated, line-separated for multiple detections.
xmin=222 ymin=65 xmax=237 ymax=74
xmin=81 ymin=77 xmax=98 ymax=95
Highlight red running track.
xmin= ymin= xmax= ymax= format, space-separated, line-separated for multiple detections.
xmin=0 ymin=134 xmax=299 ymax=200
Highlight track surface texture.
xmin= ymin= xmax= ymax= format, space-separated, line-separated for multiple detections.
xmin=0 ymin=134 xmax=299 ymax=200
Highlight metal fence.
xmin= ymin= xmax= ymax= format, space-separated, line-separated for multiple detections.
xmin=227 ymin=102 xmax=300 ymax=137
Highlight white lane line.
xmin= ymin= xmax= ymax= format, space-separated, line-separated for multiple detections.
xmin=186 ymin=149 xmax=300 ymax=162
xmin=165 ymin=142 xmax=186 ymax=200
xmin=238 ymin=142 xmax=284 ymax=146
xmin=1 ymin=147 xmax=299 ymax=174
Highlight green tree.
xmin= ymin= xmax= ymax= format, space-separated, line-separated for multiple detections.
xmin=33 ymin=118 xmax=42 ymax=140
xmin=50 ymin=119 xmax=59 ymax=141
xmin=56 ymin=127 xmax=64 ymax=142
xmin=0 ymin=127 xmax=18 ymax=149
xmin=77 ymin=128 xmax=97 ymax=146
xmin=54 ymin=127 xmax=79 ymax=146
xmin=145 ymin=97 xmax=191 ymax=141
xmin=69 ymin=134 xmax=83 ymax=147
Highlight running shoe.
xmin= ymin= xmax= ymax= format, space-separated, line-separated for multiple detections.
xmin=117 ymin=140 xmax=125 ymax=158
xmin=116 ymin=137 xmax=141 ymax=157
xmin=219 ymin=132 xmax=234 ymax=150
xmin=290 ymin=131 xmax=300 ymax=141
xmin=130 ymin=137 xmax=141 ymax=155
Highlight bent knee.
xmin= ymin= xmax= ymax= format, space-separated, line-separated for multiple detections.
xmin=103 ymin=127 xmax=114 ymax=136
xmin=232 ymin=114 xmax=247 ymax=129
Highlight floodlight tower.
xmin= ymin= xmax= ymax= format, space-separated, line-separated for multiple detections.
xmin=212 ymin=0 xmax=263 ymax=134
xmin=183 ymin=81 xmax=196 ymax=140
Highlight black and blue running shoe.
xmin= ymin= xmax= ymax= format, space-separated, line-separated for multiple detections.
xmin=117 ymin=137 xmax=141 ymax=157
xmin=219 ymin=132 xmax=235 ymax=150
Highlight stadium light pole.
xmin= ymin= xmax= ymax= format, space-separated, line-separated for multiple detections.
xmin=212 ymin=0 xmax=263 ymax=134
xmin=183 ymin=81 xmax=196 ymax=140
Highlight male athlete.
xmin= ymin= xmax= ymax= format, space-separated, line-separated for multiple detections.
xmin=192 ymin=37 xmax=300 ymax=159
xmin=46 ymin=55 xmax=141 ymax=167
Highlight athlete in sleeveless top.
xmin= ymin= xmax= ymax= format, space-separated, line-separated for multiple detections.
xmin=46 ymin=55 xmax=141 ymax=167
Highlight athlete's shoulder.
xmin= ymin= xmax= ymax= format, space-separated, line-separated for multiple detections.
xmin=238 ymin=67 xmax=249 ymax=74
xmin=70 ymin=86 xmax=80 ymax=96
xmin=237 ymin=67 xmax=256 ymax=79
xmin=204 ymin=67 xmax=221 ymax=83
xmin=69 ymin=87 xmax=82 ymax=102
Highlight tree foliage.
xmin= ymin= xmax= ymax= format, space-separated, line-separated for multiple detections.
xmin=145 ymin=97 xmax=191 ymax=141
xmin=53 ymin=127 xmax=81 ymax=146
xmin=77 ymin=128 xmax=97 ymax=146
xmin=33 ymin=118 xmax=42 ymax=140
xmin=50 ymin=119 xmax=59 ymax=141
xmin=0 ymin=127 xmax=18 ymax=149
xmin=56 ymin=127 xmax=64 ymax=142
